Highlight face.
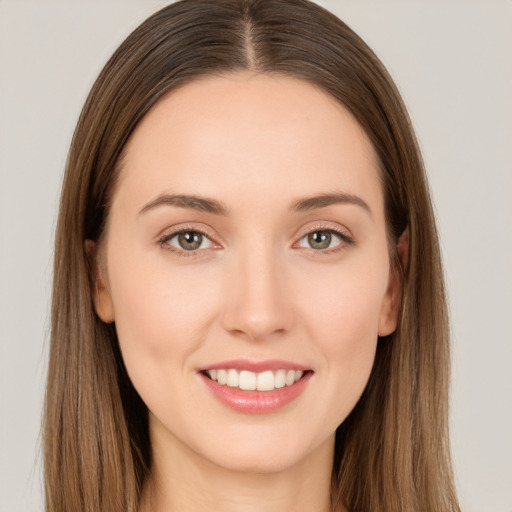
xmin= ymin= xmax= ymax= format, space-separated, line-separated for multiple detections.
xmin=93 ymin=72 xmax=400 ymax=474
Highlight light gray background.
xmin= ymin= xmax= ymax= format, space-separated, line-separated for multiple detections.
xmin=0 ymin=1 xmax=511 ymax=511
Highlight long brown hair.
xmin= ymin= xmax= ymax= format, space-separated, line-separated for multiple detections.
xmin=44 ymin=1 xmax=460 ymax=510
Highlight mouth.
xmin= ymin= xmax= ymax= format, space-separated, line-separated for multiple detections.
xmin=198 ymin=360 xmax=313 ymax=413
xmin=201 ymin=368 xmax=311 ymax=392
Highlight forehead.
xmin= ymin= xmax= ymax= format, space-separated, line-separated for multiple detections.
xmin=113 ymin=72 xmax=382 ymax=214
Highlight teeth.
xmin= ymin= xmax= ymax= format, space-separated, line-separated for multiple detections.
xmin=216 ymin=369 xmax=227 ymax=385
xmin=227 ymin=369 xmax=239 ymax=387
xmin=205 ymin=368 xmax=306 ymax=391
xmin=239 ymin=370 xmax=257 ymax=390
xmin=257 ymin=370 xmax=274 ymax=391
xmin=275 ymin=369 xmax=286 ymax=388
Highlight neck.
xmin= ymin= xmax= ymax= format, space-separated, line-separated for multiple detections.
xmin=139 ymin=422 xmax=345 ymax=512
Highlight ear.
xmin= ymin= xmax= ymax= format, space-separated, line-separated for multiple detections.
xmin=378 ymin=228 xmax=409 ymax=337
xmin=84 ymin=239 xmax=115 ymax=323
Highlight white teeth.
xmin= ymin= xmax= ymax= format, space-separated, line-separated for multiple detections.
xmin=227 ymin=369 xmax=239 ymax=387
xmin=205 ymin=368 xmax=306 ymax=391
xmin=274 ymin=369 xmax=286 ymax=388
xmin=257 ymin=370 xmax=274 ymax=391
xmin=217 ymin=369 xmax=227 ymax=385
xmin=239 ymin=370 xmax=256 ymax=390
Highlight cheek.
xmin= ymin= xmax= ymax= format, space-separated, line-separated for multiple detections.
xmin=106 ymin=255 xmax=228 ymax=431
xmin=315 ymin=291 xmax=380 ymax=378
xmin=106 ymin=246 xmax=221 ymax=380
xmin=297 ymin=258 xmax=388 ymax=408
xmin=300 ymin=254 xmax=388 ymax=343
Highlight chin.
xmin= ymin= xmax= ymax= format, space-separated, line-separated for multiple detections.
xmin=207 ymin=455 xmax=304 ymax=476
xmin=193 ymin=425 xmax=331 ymax=475
xmin=212 ymin=450 xmax=299 ymax=474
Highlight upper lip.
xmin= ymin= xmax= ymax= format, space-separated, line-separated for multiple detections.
xmin=199 ymin=359 xmax=312 ymax=373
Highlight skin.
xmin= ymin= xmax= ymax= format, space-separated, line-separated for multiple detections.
xmin=91 ymin=72 xmax=402 ymax=512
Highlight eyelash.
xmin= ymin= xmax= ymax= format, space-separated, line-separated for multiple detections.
xmin=294 ymin=225 xmax=355 ymax=256
xmin=158 ymin=225 xmax=216 ymax=258
xmin=158 ymin=225 xmax=354 ymax=258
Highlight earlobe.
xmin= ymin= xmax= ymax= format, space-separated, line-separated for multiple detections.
xmin=84 ymin=240 xmax=115 ymax=323
xmin=377 ymin=270 xmax=400 ymax=337
xmin=378 ymin=228 xmax=409 ymax=337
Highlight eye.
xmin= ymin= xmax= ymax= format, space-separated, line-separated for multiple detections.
xmin=162 ymin=230 xmax=213 ymax=251
xmin=297 ymin=229 xmax=348 ymax=251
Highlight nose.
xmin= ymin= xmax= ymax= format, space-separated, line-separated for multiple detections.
xmin=221 ymin=248 xmax=295 ymax=342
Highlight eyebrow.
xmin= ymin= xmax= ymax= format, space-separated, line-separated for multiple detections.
xmin=138 ymin=191 xmax=371 ymax=217
xmin=138 ymin=194 xmax=229 ymax=216
xmin=291 ymin=192 xmax=372 ymax=216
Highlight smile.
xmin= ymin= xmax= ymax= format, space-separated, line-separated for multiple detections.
xmin=204 ymin=368 xmax=305 ymax=391
xmin=199 ymin=361 xmax=313 ymax=414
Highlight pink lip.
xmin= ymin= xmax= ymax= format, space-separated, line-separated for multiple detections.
xmin=199 ymin=370 xmax=312 ymax=414
xmin=200 ymin=359 xmax=311 ymax=373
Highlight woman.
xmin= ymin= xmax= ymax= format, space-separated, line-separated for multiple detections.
xmin=44 ymin=0 xmax=460 ymax=511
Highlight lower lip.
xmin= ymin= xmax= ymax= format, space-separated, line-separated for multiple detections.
xmin=200 ymin=372 xmax=312 ymax=414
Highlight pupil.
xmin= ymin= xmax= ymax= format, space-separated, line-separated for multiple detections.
xmin=308 ymin=231 xmax=331 ymax=250
xmin=179 ymin=231 xmax=202 ymax=250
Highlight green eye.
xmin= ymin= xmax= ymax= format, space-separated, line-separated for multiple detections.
xmin=298 ymin=230 xmax=343 ymax=250
xmin=166 ymin=231 xmax=212 ymax=251
xmin=308 ymin=231 xmax=333 ymax=249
